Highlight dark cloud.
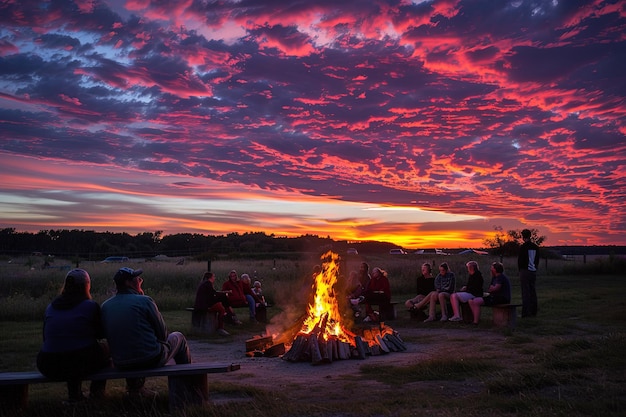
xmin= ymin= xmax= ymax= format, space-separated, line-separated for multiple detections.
xmin=0 ymin=0 xmax=624 ymax=245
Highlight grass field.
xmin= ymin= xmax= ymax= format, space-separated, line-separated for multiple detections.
xmin=1 ymin=254 xmax=625 ymax=416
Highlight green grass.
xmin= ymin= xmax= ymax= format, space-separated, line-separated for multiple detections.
xmin=1 ymin=256 xmax=625 ymax=417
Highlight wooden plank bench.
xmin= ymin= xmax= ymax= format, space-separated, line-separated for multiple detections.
xmin=460 ymin=303 xmax=521 ymax=328
xmin=0 ymin=362 xmax=240 ymax=412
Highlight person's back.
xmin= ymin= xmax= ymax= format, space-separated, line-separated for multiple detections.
xmin=41 ymin=299 xmax=102 ymax=352
xmin=101 ymin=290 xmax=164 ymax=367
xmin=101 ymin=267 xmax=191 ymax=397
xmin=37 ymin=269 xmax=109 ymax=403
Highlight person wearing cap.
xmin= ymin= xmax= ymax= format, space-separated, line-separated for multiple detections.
xmin=101 ymin=267 xmax=191 ymax=397
xmin=36 ymin=269 xmax=110 ymax=404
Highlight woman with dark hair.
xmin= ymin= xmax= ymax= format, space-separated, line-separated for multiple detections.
xmin=37 ymin=269 xmax=110 ymax=404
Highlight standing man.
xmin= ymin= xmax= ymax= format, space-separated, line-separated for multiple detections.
xmin=101 ymin=267 xmax=191 ymax=397
xmin=518 ymin=229 xmax=540 ymax=317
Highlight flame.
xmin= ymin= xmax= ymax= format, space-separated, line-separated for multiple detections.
xmin=299 ymin=251 xmax=356 ymax=343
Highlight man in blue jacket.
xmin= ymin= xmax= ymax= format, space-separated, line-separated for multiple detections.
xmin=102 ymin=267 xmax=191 ymax=397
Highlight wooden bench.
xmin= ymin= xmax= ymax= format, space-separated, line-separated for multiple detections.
xmin=460 ymin=303 xmax=521 ymax=328
xmin=0 ymin=362 xmax=240 ymax=412
xmin=368 ymin=301 xmax=399 ymax=320
xmin=187 ymin=303 xmax=270 ymax=332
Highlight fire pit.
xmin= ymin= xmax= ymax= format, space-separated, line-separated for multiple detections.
xmin=246 ymin=251 xmax=406 ymax=364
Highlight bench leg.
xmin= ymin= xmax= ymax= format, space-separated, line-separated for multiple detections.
xmin=191 ymin=310 xmax=219 ymax=334
xmin=492 ymin=307 xmax=517 ymax=328
xmin=168 ymin=373 xmax=209 ymax=412
xmin=0 ymin=384 xmax=28 ymax=410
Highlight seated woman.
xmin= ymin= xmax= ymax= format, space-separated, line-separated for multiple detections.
xmin=404 ymin=263 xmax=435 ymax=318
xmin=194 ymin=271 xmax=233 ymax=335
xmin=37 ymin=269 xmax=110 ymax=404
xmin=414 ymin=262 xmax=456 ymax=322
xmin=448 ymin=261 xmax=484 ymax=322
xmin=363 ymin=267 xmax=391 ymax=322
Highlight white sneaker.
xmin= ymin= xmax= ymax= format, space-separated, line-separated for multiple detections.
xmin=440 ymin=315 xmax=448 ymax=322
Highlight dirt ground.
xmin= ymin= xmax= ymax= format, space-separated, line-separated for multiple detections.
xmin=186 ymin=322 xmax=506 ymax=406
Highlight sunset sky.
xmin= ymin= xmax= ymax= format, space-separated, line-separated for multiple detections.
xmin=1 ymin=0 xmax=625 ymax=249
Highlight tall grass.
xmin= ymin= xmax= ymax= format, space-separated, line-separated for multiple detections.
xmin=1 ymin=253 xmax=622 ymax=320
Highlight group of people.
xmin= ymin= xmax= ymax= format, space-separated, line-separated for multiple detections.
xmin=36 ymin=230 xmax=540 ymax=404
xmin=403 ymin=229 xmax=540 ymax=323
xmin=193 ymin=269 xmax=267 ymax=335
xmin=37 ymin=267 xmax=191 ymax=404
xmin=346 ymin=262 xmax=392 ymax=323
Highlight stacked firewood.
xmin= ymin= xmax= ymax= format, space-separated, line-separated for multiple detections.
xmin=281 ymin=315 xmax=406 ymax=364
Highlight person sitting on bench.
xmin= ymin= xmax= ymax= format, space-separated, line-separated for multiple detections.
xmin=36 ymin=268 xmax=110 ymax=404
xmin=222 ymin=270 xmax=258 ymax=323
xmin=448 ymin=261 xmax=484 ymax=322
xmin=102 ymin=267 xmax=192 ymax=398
xmin=416 ymin=262 xmax=456 ymax=322
xmin=194 ymin=272 xmax=234 ymax=335
xmin=363 ymin=267 xmax=391 ymax=322
xmin=404 ymin=262 xmax=435 ymax=319
xmin=467 ymin=262 xmax=511 ymax=325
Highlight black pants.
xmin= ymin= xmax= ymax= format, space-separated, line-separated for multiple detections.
xmin=37 ymin=343 xmax=110 ymax=400
xmin=519 ymin=270 xmax=538 ymax=317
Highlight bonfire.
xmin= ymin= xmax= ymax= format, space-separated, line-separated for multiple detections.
xmin=277 ymin=251 xmax=406 ymax=363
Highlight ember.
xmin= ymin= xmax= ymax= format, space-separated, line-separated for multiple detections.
xmin=279 ymin=251 xmax=406 ymax=363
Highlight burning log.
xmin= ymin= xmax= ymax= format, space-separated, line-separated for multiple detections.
xmin=263 ymin=343 xmax=286 ymax=358
xmin=354 ymin=336 xmax=367 ymax=359
xmin=384 ymin=334 xmax=407 ymax=351
xmin=338 ymin=341 xmax=351 ymax=360
xmin=245 ymin=335 xmax=273 ymax=352
xmin=375 ymin=334 xmax=390 ymax=353
xmin=309 ymin=334 xmax=323 ymax=364
xmin=283 ymin=335 xmax=308 ymax=362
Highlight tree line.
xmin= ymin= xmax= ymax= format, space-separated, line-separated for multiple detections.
xmin=0 ymin=228 xmax=349 ymax=260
